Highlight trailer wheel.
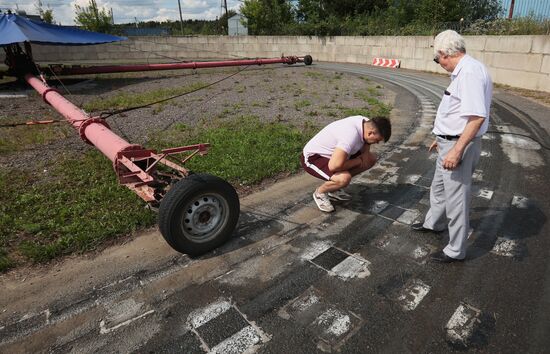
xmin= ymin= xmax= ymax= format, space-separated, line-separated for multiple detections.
xmin=304 ymin=55 xmax=313 ymax=65
xmin=158 ymin=174 xmax=240 ymax=256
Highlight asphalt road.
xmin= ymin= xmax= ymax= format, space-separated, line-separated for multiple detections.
xmin=1 ymin=63 xmax=549 ymax=353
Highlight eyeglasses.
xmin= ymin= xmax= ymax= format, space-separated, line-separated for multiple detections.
xmin=433 ymin=55 xmax=440 ymax=64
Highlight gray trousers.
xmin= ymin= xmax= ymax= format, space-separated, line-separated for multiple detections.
xmin=423 ymin=137 xmax=481 ymax=259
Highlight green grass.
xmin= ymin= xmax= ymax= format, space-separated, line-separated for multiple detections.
xmin=82 ymin=82 xmax=207 ymax=111
xmin=0 ymin=123 xmax=73 ymax=154
xmin=0 ymin=152 xmax=156 ymax=270
xmin=342 ymin=101 xmax=392 ymax=118
xmin=152 ymin=115 xmax=318 ymax=185
xmin=294 ymin=99 xmax=312 ymax=111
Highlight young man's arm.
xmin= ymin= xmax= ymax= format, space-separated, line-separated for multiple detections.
xmin=328 ymin=148 xmax=363 ymax=172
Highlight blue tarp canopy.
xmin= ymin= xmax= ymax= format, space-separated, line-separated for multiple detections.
xmin=0 ymin=14 xmax=126 ymax=46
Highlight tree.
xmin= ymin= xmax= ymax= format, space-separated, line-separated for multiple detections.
xmin=240 ymin=0 xmax=294 ymax=35
xmin=461 ymin=0 xmax=503 ymax=21
xmin=35 ymin=0 xmax=54 ymax=24
xmin=74 ymin=0 xmax=113 ymax=33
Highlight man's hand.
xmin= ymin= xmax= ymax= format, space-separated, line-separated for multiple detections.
xmin=428 ymin=139 xmax=438 ymax=152
xmin=443 ymin=146 xmax=462 ymax=170
xmin=442 ymin=115 xmax=484 ymax=170
xmin=360 ymin=152 xmax=377 ymax=170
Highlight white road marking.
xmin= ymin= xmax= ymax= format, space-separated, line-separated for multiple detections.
xmin=103 ymin=298 xmax=145 ymax=325
xmin=188 ymin=299 xmax=271 ymax=353
xmin=209 ymin=325 xmax=261 ymax=354
xmin=301 ymin=241 xmax=333 ymax=261
xmin=313 ymin=309 xmax=351 ymax=337
xmin=374 ymin=233 xmax=397 ymax=250
xmin=482 ymin=134 xmax=495 ymax=140
xmin=480 ymin=150 xmax=492 ymax=157
xmin=278 ymin=288 xmax=322 ymax=320
xmin=472 ymin=170 xmax=483 ymax=181
xmin=511 ymin=195 xmax=529 ymax=208
xmin=501 ymin=134 xmax=541 ymax=150
xmin=476 ymin=189 xmax=494 ymax=200
xmin=411 ymin=246 xmax=430 ymax=260
xmin=445 ymin=303 xmax=481 ymax=346
xmin=291 ymin=292 xmax=321 ymax=312
xmin=406 ymin=174 xmax=421 ymax=184
xmin=369 ymin=200 xmax=389 ymax=214
xmin=330 ymin=255 xmax=371 ymax=280
xmin=399 ymin=145 xmax=420 ymax=151
xmin=499 ymin=127 xmax=544 ymax=167
xmin=187 ymin=298 xmax=231 ymax=329
xmin=99 ymin=310 xmax=155 ymax=334
xmin=396 ymin=209 xmax=420 ymax=225
xmin=397 ymin=279 xmax=431 ymax=311
xmin=491 ymin=237 xmax=519 ymax=257
xmin=356 ymin=167 xmax=400 ymax=185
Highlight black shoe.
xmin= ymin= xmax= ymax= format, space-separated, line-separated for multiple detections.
xmin=430 ymin=251 xmax=464 ymax=263
xmin=411 ymin=222 xmax=442 ymax=233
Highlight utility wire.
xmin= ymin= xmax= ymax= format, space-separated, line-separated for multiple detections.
xmin=98 ymin=65 xmax=250 ymax=119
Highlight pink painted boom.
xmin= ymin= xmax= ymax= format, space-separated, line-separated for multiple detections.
xmin=25 ymin=74 xmax=134 ymax=162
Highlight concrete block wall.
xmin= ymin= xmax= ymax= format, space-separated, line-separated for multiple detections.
xmin=3 ymin=34 xmax=550 ymax=92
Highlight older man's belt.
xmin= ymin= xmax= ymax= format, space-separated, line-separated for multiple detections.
xmin=437 ymin=135 xmax=460 ymax=140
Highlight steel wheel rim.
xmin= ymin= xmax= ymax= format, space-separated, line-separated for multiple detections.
xmin=180 ymin=192 xmax=228 ymax=243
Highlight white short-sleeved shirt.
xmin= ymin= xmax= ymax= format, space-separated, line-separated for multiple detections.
xmin=303 ymin=115 xmax=367 ymax=159
xmin=433 ymin=54 xmax=493 ymax=137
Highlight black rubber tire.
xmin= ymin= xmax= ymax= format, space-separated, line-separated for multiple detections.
xmin=304 ymin=55 xmax=313 ymax=65
xmin=158 ymin=173 xmax=240 ymax=256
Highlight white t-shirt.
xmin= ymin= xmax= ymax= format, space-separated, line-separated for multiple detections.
xmin=433 ymin=54 xmax=493 ymax=137
xmin=303 ymin=116 xmax=367 ymax=159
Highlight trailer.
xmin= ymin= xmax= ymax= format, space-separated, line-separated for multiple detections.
xmin=1 ymin=13 xmax=312 ymax=255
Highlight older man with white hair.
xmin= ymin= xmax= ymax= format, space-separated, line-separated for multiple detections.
xmin=411 ymin=30 xmax=493 ymax=263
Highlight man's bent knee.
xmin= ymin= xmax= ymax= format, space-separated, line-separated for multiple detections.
xmin=330 ymin=172 xmax=352 ymax=188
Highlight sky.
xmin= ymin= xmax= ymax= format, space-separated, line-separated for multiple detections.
xmin=0 ymin=0 xmax=242 ymax=25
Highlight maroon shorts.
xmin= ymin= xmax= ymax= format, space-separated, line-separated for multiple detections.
xmin=300 ymin=152 xmax=360 ymax=181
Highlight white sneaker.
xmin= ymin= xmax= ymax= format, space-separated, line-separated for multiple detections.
xmin=328 ymin=189 xmax=352 ymax=201
xmin=313 ymin=190 xmax=334 ymax=212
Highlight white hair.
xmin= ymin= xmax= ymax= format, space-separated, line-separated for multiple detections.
xmin=433 ymin=30 xmax=466 ymax=57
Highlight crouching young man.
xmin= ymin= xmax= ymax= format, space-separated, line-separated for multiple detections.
xmin=300 ymin=115 xmax=391 ymax=212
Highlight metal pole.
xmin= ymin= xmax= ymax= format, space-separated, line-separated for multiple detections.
xmin=49 ymin=56 xmax=312 ymax=76
xmin=177 ymin=0 xmax=184 ymax=35
xmin=508 ymin=0 xmax=515 ymax=19
xmin=223 ymin=0 xmax=228 ymax=34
